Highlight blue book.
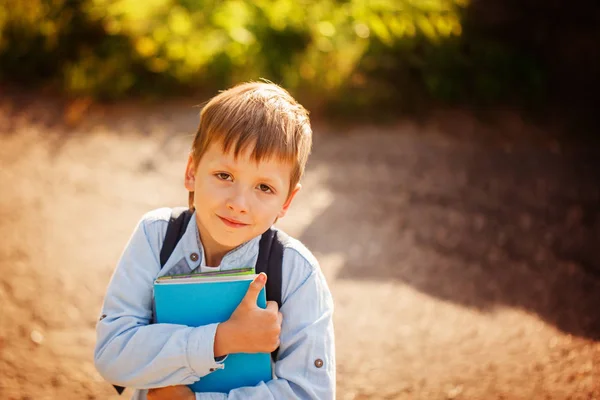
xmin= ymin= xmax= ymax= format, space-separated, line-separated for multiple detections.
xmin=153 ymin=273 xmax=272 ymax=393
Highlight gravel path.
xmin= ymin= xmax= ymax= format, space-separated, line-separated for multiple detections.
xmin=0 ymin=97 xmax=598 ymax=399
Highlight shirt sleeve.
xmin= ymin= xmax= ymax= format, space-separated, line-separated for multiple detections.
xmin=94 ymin=213 xmax=225 ymax=389
xmin=194 ymin=247 xmax=336 ymax=400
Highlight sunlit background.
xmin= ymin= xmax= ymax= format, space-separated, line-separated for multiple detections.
xmin=0 ymin=0 xmax=599 ymax=399
xmin=1 ymin=0 xmax=558 ymax=110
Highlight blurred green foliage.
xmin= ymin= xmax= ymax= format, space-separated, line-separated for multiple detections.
xmin=0 ymin=0 xmax=543 ymax=111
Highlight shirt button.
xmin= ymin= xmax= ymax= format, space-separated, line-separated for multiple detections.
xmin=190 ymin=252 xmax=199 ymax=262
xmin=314 ymin=359 xmax=324 ymax=368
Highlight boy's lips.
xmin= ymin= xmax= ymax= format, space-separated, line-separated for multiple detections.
xmin=218 ymin=215 xmax=249 ymax=228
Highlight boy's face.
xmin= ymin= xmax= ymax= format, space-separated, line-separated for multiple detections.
xmin=184 ymin=141 xmax=300 ymax=258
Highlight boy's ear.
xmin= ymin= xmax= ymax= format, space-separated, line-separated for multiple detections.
xmin=278 ymin=183 xmax=302 ymax=219
xmin=184 ymin=154 xmax=196 ymax=192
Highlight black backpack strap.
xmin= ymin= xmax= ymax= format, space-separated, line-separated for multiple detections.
xmin=159 ymin=207 xmax=194 ymax=267
xmin=256 ymin=228 xmax=288 ymax=361
xmin=113 ymin=207 xmax=193 ymax=395
xmin=113 ymin=385 xmax=125 ymax=395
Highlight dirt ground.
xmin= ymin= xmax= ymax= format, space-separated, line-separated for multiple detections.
xmin=0 ymin=94 xmax=599 ymax=400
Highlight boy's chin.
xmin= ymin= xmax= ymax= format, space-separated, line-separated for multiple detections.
xmin=214 ymin=231 xmax=254 ymax=249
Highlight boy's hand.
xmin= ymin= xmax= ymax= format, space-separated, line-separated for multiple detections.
xmin=147 ymin=385 xmax=194 ymax=400
xmin=214 ymin=273 xmax=282 ymax=356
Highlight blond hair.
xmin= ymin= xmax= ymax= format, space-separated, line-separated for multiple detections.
xmin=189 ymin=81 xmax=312 ymax=209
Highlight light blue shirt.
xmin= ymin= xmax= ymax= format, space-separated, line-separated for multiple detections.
xmin=94 ymin=208 xmax=336 ymax=399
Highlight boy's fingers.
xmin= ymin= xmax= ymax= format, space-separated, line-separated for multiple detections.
xmin=147 ymin=385 xmax=192 ymax=400
xmin=241 ymin=273 xmax=267 ymax=307
xmin=265 ymin=301 xmax=279 ymax=314
xmin=277 ymin=311 xmax=283 ymax=326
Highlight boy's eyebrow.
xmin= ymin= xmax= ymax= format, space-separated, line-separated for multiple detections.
xmin=209 ymin=157 xmax=241 ymax=172
xmin=256 ymin=175 xmax=282 ymax=187
xmin=216 ymin=161 xmax=237 ymax=171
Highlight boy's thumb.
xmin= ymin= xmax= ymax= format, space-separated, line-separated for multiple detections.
xmin=242 ymin=273 xmax=267 ymax=305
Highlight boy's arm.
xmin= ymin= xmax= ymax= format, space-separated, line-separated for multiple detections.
xmin=94 ymin=213 xmax=226 ymax=388
xmin=196 ymin=247 xmax=336 ymax=400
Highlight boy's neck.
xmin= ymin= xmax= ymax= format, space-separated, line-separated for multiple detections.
xmin=200 ymin=235 xmax=230 ymax=268
xmin=204 ymin=250 xmax=226 ymax=268
xmin=196 ymin=219 xmax=236 ymax=268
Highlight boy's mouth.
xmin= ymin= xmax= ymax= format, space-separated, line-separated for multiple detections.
xmin=218 ymin=215 xmax=249 ymax=228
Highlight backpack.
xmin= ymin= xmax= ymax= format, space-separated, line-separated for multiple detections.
xmin=113 ymin=207 xmax=287 ymax=395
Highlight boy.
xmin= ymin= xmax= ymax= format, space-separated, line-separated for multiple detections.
xmin=94 ymin=82 xmax=336 ymax=400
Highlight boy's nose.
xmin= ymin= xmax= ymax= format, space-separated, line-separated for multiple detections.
xmin=226 ymin=193 xmax=248 ymax=214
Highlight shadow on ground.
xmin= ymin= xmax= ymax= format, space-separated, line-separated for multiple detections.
xmin=299 ymin=128 xmax=600 ymax=340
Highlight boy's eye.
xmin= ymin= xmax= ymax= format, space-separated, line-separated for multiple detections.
xmin=258 ymin=184 xmax=273 ymax=193
xmin=215 ymin=172 xmax=232 ymax=181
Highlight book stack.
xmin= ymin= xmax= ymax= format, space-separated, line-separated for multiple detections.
xmin=154 ymin=268 xmax=272 ymax=393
